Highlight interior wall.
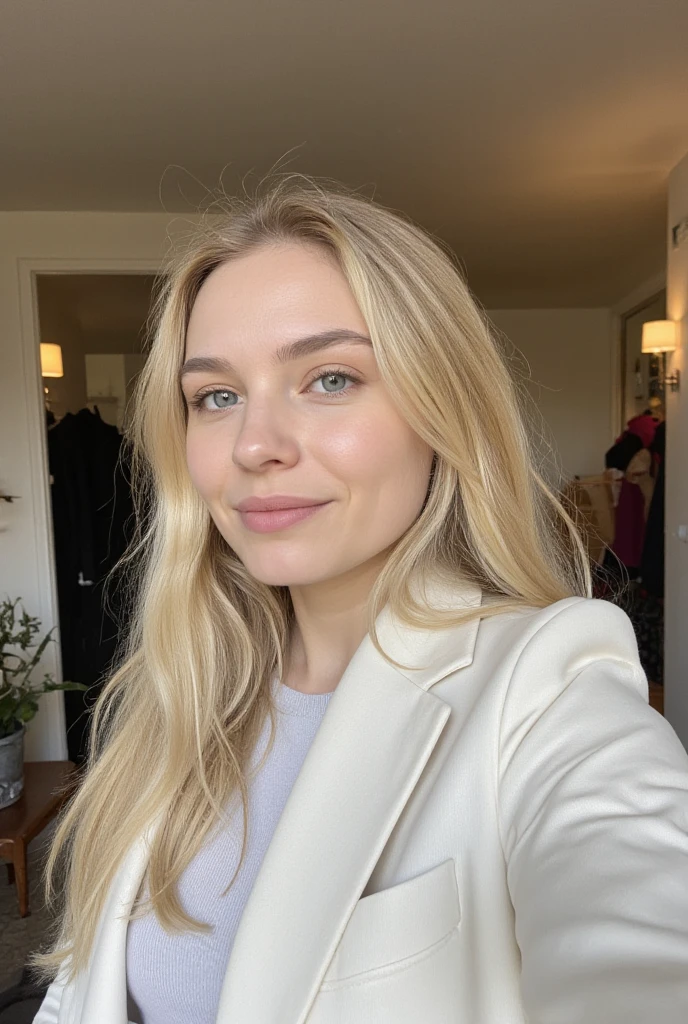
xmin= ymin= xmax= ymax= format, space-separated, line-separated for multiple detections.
xmin=664 ymin=152 xmax=688 ymax=746
xmin=487 ymin=308 xmax=614 ymax=479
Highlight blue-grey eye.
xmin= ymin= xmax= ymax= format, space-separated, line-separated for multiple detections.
xmin=320 ymin=373 xmax=348 ymax=393
xmin=204 ymin=390 xmax=237 ymax=409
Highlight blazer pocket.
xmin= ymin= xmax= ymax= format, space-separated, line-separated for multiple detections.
xmin=321 ymin=858 xmax=461 ymax=988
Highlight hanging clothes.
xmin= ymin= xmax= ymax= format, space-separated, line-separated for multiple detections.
xmin=631 ymin=420 xmax=667 ymax=686
xmin=605 ymin=413 xmax=657 ymax=473
xmin=47 ymin=407 xmax=134 ymax=763
xmin=599 ymin=416 xmax=665 ymax=686
xmin=640 ymin=420 xmax=666 ymax=598
xmin=605 ymin=413 xmax=658 ymax=575
xmin=610 ymin=475 xmax=647 ymax=572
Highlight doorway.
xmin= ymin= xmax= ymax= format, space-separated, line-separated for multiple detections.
xmin=36 ymin=274 xmax=157 ymax=764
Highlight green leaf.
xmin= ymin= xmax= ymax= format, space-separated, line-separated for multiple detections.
xmin=42 ymin=680 xmax=89 ymax=693
xmin=15 ymin=697 xmax=39 ymax=723
xmin=17 ymin=629 xmax=55 ymax=689
xmin=0 ymin=692 xmax=17 ymax=719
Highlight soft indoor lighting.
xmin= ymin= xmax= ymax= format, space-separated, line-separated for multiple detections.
xmin=40 ymin=343 xmax=64 ymax=378
xmin=641 ymin=319 xmax=681 ymax=393
xmin=641 ymin=320 xmax=677 ymax=354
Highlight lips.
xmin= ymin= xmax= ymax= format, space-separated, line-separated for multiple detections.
xmin=235 ymin=495 xmax=326 ymax=513
xmin=236 ymin=499 xmax=331 ymax=534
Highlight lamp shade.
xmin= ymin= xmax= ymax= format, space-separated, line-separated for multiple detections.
xmin=40 ymin=343 xmax=64 ymax=377
xmin=641 ymin=320 xmax=677 ymax=354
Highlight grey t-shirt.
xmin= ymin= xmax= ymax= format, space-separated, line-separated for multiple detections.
xmin=125 ymin=679 xmax=333 ymax=1024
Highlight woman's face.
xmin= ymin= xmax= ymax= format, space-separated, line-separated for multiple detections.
xmin=182 ymin=242 xmax=434 ymax=588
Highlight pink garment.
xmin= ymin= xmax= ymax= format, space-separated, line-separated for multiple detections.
xmin=626 ymin=414 xmax=657 ymax=450
xmin=611 ymin=478 xmax=646 ymax=568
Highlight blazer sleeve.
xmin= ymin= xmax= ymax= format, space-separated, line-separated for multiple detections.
xmin=32 ymin=959 xmax=70 ymax=1024
xmin=497 ymin=597 xmax=688 ymax=1024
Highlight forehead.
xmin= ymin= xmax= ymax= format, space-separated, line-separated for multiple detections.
xmin=185 ymin=243 xmax=368 ymax=359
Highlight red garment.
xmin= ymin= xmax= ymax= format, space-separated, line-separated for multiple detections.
xmin=625 ymin=414 xmax=657 ymax=449
xmin=609 ymin=416 xmax=660 ymax=571
xmin=611 ymin=478 xmax=646 ymax=569
xmin=612 ymin=414 xmax=658 ymax=448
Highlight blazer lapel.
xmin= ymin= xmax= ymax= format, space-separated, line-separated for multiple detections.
xmin=216 ymin=576 xmax=482 ymax=1024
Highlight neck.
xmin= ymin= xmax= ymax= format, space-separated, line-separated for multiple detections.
xmin=283 ymin=551 xmax=390 ymax=695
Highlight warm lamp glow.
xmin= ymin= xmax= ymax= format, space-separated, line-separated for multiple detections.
xmin=40 ymin=343 xmax=64 ymax=378
xmin=641 ymin=320 xmax=677 ymax=354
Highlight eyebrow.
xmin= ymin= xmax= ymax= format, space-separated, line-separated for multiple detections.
xmin=179 ymin=329 xmax=372 ymax=381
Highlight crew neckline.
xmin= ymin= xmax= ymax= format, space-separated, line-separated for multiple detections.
xmin=272 ymin=677 xmax=335 ymax=717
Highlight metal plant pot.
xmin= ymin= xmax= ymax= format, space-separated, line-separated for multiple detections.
xmin=0 ymin=725 xmax=25 ymax=809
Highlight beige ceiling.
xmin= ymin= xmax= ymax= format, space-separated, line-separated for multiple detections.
xmin=5 ymin=0 xmax=688 ymax=306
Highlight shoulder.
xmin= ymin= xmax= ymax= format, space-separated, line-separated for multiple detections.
xmin=479 ymin=594 xmax=640 ymax=675
xmin=491 ymin=595 xmax=652 ymax=766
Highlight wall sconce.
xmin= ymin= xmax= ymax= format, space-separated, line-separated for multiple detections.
xmin=40 ymin=343 xmax=64 ymax=378
xmin=641 ymin=320 xmax=681 ymax=392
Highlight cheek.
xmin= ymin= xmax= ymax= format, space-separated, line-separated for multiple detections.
xmin=185 ymin=429 xmax=226 ymax=501
xmin=318 ymin=411 xmax=433 ymax=500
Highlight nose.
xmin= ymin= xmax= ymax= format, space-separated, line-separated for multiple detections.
xmin=231 ymin=398 xmax=301 ymax=473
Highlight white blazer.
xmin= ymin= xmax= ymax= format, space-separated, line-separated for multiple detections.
xmin=35 ymin=580 xmax=688 ymax=1024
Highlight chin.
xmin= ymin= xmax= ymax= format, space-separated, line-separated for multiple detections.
xmin=238 ymin=553 xmax=338 ymax=589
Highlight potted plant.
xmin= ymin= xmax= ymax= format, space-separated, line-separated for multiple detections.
xmin=0 ymin=598 xmax=87 ymax=809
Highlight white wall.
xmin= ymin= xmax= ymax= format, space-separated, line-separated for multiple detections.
xmin=488 ymin=309 xmax=615 ymax=479
xmin=0 ymin=212 xmax=179 ymax=760
xmin=664 ymin=154 xmax=688 ymax=746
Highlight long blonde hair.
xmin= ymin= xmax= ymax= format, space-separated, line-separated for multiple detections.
xmin=32 ymin=176 xmax=590 ymax=982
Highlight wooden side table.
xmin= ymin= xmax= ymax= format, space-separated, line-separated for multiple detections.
xmin=0 ymin=760 xmax=78 ymax=917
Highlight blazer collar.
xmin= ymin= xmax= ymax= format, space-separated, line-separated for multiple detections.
xmin=373 ymin=573 xmax=483 ymax=690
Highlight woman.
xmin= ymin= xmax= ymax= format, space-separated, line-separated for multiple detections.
xmin=34 ymin=180 xmax=688 ymax=1024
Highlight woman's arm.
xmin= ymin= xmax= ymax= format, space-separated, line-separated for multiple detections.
xmin=498 ymin=598 xmax=688 ymax=1024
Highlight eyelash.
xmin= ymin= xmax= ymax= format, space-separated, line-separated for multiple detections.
xmin=188 ymin=366 xmax=363 ymax=412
